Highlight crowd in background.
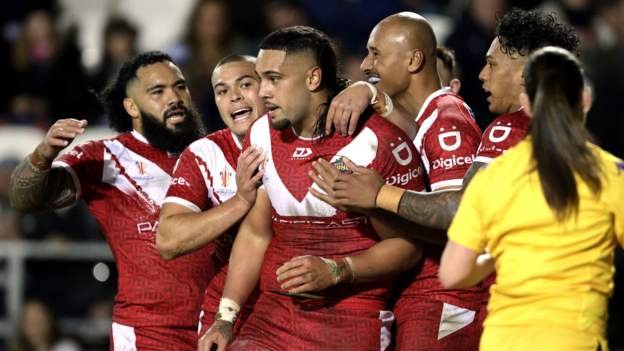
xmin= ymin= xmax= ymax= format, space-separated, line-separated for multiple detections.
xmin=0 ymin=0 xmax=622 ymax=350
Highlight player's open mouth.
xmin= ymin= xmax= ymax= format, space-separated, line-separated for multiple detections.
xmin=166 ymin=109 xmax=186 ymax=124
xmin=368 ymin=76 xmax=381 ymax=85
xmin=265 ymin=103 xmax=279 ymax=114
xmin=231 ymin=107 xmax=253 ymax=123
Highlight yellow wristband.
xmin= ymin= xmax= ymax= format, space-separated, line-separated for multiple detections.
xmin=375 ymin=185 xmax=406 ymax=214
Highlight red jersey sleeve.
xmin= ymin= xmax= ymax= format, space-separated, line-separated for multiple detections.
xmin=368 ymin=116 xmax=427 ymax=192
xmin=164 ymin=147 xmax=211 ymax=212
xmin=422 ymin=101 xmax=481 ymax=191
xmin=52 ymin=141 xmax=103 ymax=201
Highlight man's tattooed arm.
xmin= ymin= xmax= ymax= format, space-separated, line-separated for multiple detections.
xmin=397 ymin=161 xmax=487 ymax=231
xmin=9 ymin=154 xmax=77 ymax=212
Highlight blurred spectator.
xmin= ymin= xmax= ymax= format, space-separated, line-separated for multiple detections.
xmin=0 ymin=158 xmax=20 ymax=240
xmin=171 ymin=0 xmax=244 ymax=132
xmin=7 ymin=9 xmax=98 ymax=127
xmin=342 ymin=53 xmax=367 ymax=82
xmin=582 ymin=0 xmax=624 ymax=158
xmin=19 ymin=201 xmax=102 ymax=242
xmin=446 ymin=0 xmax=508 ymax=130
xmin=89 ymin=17 xmax=138 ymax=95
xmin=300 ymin=0 xmax=403 ymax=53
xmin=539 ymin=0 xmax=597 ymax=50
xmin=265 ymin=0 xmax=311 ymax=31
xmin=11 ymin=299 xmax=82 ymax=351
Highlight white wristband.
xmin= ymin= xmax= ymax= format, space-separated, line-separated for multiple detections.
xmin=363 ymin=81 xmax=378 ymax=104
xmin=320 ymin=257 xmax=340 ymax=285
xmin=363 ymin=81 xmax=394 ymax=117
xmin=380 ymin=92 xmax=394 ymax=117
xmin=216 ymin=297 xmax=240 ymax=323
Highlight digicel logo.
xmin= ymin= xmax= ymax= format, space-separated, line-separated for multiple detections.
xmin=431 ymin=154 xmax=475 ymax=170
xmin=386 ymin=167 xmax=424 ymax=186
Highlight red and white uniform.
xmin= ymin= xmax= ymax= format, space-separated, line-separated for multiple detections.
xmin=395 ymin=90 xmax=485 ymax=351
xmin=52 ymin=131 xmax=213 ymax=350
xmin=475 ymin=109 xmax=531 ymax=164
xmin=229 ymin=114 xmax=426 ymax=351
xmin=163 ymin=128 xmax=258 ymax=337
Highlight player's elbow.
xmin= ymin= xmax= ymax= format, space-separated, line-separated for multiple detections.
xmin=438 ymin=266 xmax=469 ymax=289
xmin=156 ymin=226 xmax=180 ymax=260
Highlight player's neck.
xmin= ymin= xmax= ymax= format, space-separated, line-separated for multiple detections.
xmin=396 ymin=77 xmax=441 ymax=117
xmin=292 ymin=112 xmax=320 ymax=139
xmin=293 ymin=91 xmax=329 ymax=138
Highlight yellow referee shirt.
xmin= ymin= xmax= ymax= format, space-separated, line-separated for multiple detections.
xmin=448 ymin=138 xmax=624 ymax=350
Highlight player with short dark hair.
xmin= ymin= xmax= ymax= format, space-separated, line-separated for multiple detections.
xmin=201 ymin=25 xmax=427 ymax=351
xmin=157 ymin=54 xmax=265 ymax=344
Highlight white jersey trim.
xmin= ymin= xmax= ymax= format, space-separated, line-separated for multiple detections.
xmin=252 ymin=117 xmax=379 ymax=217
xmin=198 ymin=310 xmax=205 ymax=335
xmin=413 ymin=109 xmax=439 ymax=173
xmin=474 ymin=156 xmax=494 ymax=164
xmin=230 ymin=131 xmax=243 ymax=150
xmin=111 ymin=322 xmax=137 ymax=350
xmin=415 ymin=89 xmax=448 ymax=123
xmin=163 ymin=196 xmax=202 ymax=213
xmin=51 ymin=160 xmax=82 ymax=201
xmin=430 ymin=178 xmax=463 ymax=191
xmin=131 ymin=130 xmax=148 ymax=144
xmin=437 ymin=302 xmax=476 ymax=340
xmin=379 ymin=310 xmax=394 ymax=351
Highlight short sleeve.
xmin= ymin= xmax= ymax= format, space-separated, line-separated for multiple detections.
xmin=476 ymin=120 xmax=529 ymax=164
xmin=423 ymin=108 xmax=481 ymax=191
xmin=369 ymin=118 xmax=427 ymax=192
xmin=52 ymin=141 xmax=103 ymax=200
xmin=447 ymin=168 xmax=489 ymax=253
xmin=163 ymin=147 xmax=211 ymax=212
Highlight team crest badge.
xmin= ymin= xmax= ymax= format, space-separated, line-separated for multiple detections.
xmin=331 ymin=156 xmax=353 ymax=174
xmin=220 ymin=168 xmax=232 ymax=187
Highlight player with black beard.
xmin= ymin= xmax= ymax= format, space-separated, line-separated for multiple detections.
xmin=9 ymin=51 xmax=213 ymax=350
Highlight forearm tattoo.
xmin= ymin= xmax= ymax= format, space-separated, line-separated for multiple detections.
xmin=9 ymin=156 xmax=77 ymax=211
xmin=397 ymin=190 xmax=461 ymax=230
xmin=396 ymin=161 xmax=486 ymax=230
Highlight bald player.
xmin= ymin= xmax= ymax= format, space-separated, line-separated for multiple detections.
xmin=311 ymin=13 xmax=485 ymax=350
xmin=312 ymin=9 xmax=581 ymax=350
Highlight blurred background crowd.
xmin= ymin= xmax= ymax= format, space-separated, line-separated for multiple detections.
xmin=0 ymin=0 xmax=622 ymax=350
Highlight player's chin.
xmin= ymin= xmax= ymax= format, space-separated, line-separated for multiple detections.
xmin=270 ymin=117 xmax=291 ymax=130
xmin=231 ymin=124 xmax=249 ymax=138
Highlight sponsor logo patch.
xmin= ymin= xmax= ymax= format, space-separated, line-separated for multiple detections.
xmin=431 ymin=155 xmax=475 ymax=170
xmin=292 ymin=147 xmax=313 ymax=159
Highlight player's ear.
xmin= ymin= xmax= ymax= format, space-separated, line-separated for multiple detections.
xmin=407 ymin=49 xmax=424 ymax=73
xmin=307 ymin=66 xmax=322 ymax=91
xmin=450 ymin=78 xmax=461 ymax=94
xmin=582 ymin=86 xmax=593 ymax=115
xmin=123 ymin=98 xmax=140 ymax=120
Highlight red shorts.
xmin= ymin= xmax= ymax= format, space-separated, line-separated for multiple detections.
xmin=110 ymin=322 xmax=197 ymax=351
xmin=393 ymin=297 xmax=486 ymax=351
xmin=229 ymin=291 xmax=393 ymax=351
xmin=197 ymin=262 xmax=258 ymax=338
